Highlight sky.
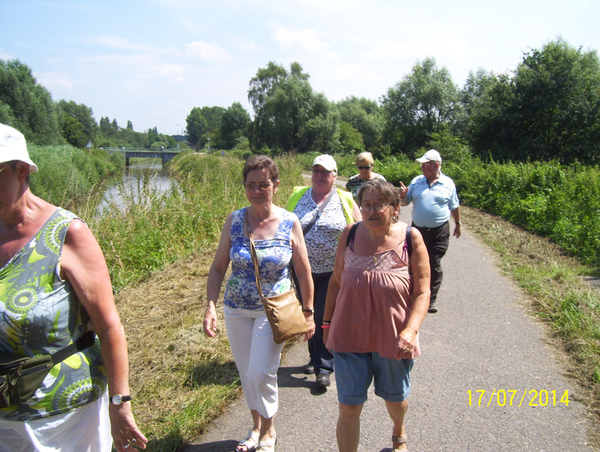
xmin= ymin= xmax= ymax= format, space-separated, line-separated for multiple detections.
xmin=1 ymin=0 xmax=599 ymax=136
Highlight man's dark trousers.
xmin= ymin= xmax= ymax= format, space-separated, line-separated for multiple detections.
xmin=413 ymin=221 xmax=450 ymax=304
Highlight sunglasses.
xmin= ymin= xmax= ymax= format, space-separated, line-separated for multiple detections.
xmin=244 ymin=182 xmax=273 ymax=191
xmin=357 ymin=165 xmax=372 ymax=170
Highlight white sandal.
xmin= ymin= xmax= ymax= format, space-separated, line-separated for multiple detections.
xmin=256 ymin=432 xmax=277 ymax=451
xmin=236 ymin=429 xmax=259 ymax=452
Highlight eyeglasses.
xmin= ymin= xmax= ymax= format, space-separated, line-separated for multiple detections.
xmin=357 ymin=165 xmax=372 ymax=170
xmin=244 ymin=181 xmax=273 ymax=191
xmin=360 ymin=203 xmax=390 ymax=213
xmin=0 ymin=165 xmax=13 ymax=176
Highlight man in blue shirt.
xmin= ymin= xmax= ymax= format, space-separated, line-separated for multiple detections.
xmin=399 ymin=150 xmax=461 ymax=313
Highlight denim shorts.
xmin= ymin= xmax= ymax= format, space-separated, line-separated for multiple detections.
xmin=332 ymin=351 xmax=413 ymax=405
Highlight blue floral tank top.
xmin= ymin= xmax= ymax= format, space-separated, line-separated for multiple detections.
xmin=0 ymin=208 xmax=107 ymax=421
xmin=224 ymin=207 xmax=295 ymax=310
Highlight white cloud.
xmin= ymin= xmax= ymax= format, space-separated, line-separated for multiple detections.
xmin=365 ymin=35 xmax=468 ymax=63
xmin=237 ymin=40 xmax=259 ymax=52
xmin=184 ymin=41 xmax=231 ymax=62
xmin=34 ymin=71 xmax=74 ymax=93
xmin=91 ymin=34 xmax=150 ymax=52
xmin=271 ymin=28 xmax=339 ymax=61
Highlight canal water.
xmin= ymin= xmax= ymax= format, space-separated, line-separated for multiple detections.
xmin=98 ymin=161 xmax=175 ymax=212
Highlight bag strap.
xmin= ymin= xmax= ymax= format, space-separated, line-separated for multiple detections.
xmin=51 ymin=330 xmax=96 ymax=366
xmin=303 ymin=188 xmax=337 ymax=236
xmin=346 ymin=221 xmax=361 ymax=247
xmin=0 ymin=330 xmax=96 ymax=372
xmin=245 ymin=210 xmax=265 ymax=300
xmin=406 ymin=225 xmax=412 ymax=257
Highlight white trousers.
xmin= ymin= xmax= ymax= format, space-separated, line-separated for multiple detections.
xmin=0 ymin=392 xmax=111 ymax=452
xmin=224 ymin=306 xmax=285 ymax=419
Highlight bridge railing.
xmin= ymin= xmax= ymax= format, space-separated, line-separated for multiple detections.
xmin=103 ymin=147 xmax=180 ymax=153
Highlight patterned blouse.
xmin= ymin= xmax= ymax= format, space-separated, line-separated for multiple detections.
xmin=345 ymin=173 xmax=386 ymax=200
xmin=224 ymin=207 xmax=296 ymax=310
xmin=0 ymin=208 xmax=106 ymax=421
xmin=292 ymin=188 xmax=349 ymax=274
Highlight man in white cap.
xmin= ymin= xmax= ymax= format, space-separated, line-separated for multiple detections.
xmin=399 ymin=149 xmax=461 ymax=313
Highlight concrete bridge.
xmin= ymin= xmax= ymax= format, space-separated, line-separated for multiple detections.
xmin=104 ymin=147 xmax=181 ymax=167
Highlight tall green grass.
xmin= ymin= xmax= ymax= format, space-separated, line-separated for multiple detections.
xmin=81 ymin=153 xmax=305 ymax=291
xmin=28 ymin=144 xmax=124 ymax=208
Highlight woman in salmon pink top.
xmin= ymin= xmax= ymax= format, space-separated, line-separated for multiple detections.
xmin=323 ymin=179 xmax=430 ymax=452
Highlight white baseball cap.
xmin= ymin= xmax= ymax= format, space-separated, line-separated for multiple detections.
xmin=416 ymin=149 xmax=442 ymax=164
xmin=0 ymin=123 xmax=38 ymax=173
xmin=312 ymin=154 xmax=337 ymax=172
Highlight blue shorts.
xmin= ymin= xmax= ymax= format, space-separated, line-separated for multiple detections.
xmin=332 ymin=351 xmax=413 ymax=405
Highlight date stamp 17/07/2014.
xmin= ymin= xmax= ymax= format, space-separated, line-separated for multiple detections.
xmin=467 ymin=389 xmax=569 ymax=407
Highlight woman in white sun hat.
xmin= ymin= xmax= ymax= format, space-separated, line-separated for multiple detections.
xmin=0 ymin=123 xmax=147 ymax=452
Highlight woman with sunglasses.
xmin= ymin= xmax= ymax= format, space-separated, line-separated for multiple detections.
xmin=345 ymin=152 xmax=386 ymax=200
xmin=204 ymin=155 xmax=315 ymax=452
xmin=323 ymin=179 xmax=430 ymax=452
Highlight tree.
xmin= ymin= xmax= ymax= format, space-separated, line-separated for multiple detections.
xmin=465 ymin=39 xmax=600 ymax=163
xmin=61 ymin=113 xmax=88 ymax=148
xmin=248 ymin=61 xmax=309 ymax=113
xmin=127 ymin=120 xmax=133 ymax=130
xmin=248 ymin=62 xmax=338 ymax=153
xmin=0 ymin=59 xmax=61 ymax=145
xmin=186 ymin=107 xmax=208 ymax=146
xmin=219 ymin=102 xmax=250 ymax=149
xmin=382 ymin=57 xmax=461 ymax=154
xmin=336 ymin=96 xmax=384 ymax=151
xmin=511 ymin=39 xmax=600 ymax=163
xmin=57 ymin=100 xmax=98 ymax=145
xmin=337 ymin=121 xmax=364 ymax=153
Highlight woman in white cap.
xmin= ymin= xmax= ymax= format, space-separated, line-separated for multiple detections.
xmin=286 ymin=154 xmax=360 ymax=389
xmin=0 ymin=123 xmax=147 ymax=451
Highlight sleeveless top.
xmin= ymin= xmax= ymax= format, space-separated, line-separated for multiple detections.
xmin=0 ymin=208 xmax=106 ymax=421
xmin=223 ymin=207 xmax=295 ymax=310
xmin=326 ymin=223 xmax=421 ymax=360
xmin=289 ymin=188 xmax=351 ymax=274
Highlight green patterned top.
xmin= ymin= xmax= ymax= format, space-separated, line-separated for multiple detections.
xmin=0 ymin=208 xmax=107 ymax=421
xmin=345 ymin=173 xmax=386 ymax=200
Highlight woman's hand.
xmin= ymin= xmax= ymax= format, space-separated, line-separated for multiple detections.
xmin=394 ymin=327 xmax=418 ymax=359
xmin=203 ymin=301 xmax=218 ymax=337
xmin=303 ymin=312 xmax=315 ymax=342
xmin=110 ymin=403 xmax=148 ymax=451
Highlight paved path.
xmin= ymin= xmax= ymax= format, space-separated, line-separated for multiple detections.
xmin=185 ymin=204 xmax=595 ymax=452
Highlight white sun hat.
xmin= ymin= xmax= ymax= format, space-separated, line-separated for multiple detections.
xmin=416 ymin=149 xmax=442 ymax=164
xmin=0 ymin=123 xmax=38 ymax=173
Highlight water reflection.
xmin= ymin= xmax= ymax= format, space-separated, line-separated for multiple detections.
xmin=98 ymin=162 xmax=176 ymax=212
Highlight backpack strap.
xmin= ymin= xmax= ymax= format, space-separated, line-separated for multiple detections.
xmin=346 ymin=222 xmax=360 ymax=247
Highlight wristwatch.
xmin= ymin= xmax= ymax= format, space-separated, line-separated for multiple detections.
xmin=109 ymin=394 xmax=132 ymax=405
xmin=456 ymin=221 xmax=462 ymax=225
xmin=302 ymin=308 xmax=314 ymax=313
